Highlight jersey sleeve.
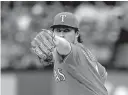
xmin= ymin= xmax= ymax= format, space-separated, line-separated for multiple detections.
xmin=97 ymin=62 xmax=107 ymax=83
xmin=81 ymin=46 xmax=108 ymax=84
xmin=65 ymin=43 xmax=92 ymax=80
xmin=79 ymin=45 xmax=108 ymax=84
xmin=64 ymin=44 xmax=108 ymax=94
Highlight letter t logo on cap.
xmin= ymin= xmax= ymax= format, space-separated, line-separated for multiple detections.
xmin=60 ymin=15 xmax=66 ymax=22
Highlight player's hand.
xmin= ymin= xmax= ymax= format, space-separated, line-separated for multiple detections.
xmin=31 ymin=29 xmax=56 ymax=63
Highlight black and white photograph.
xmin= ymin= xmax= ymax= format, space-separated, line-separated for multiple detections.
xmin=1 ymin=1 xmax=128 ymax=95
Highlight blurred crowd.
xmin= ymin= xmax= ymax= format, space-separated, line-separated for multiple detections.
xmin=1 ymin=1 xmax=128 ymax=70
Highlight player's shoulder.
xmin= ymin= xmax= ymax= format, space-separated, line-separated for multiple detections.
xmin=76 ymin=43 xmax=97 ymax=62
xmin=70 ymin=43 xmax=96 ymax=61
xmin=70 ymin=43 xmax=84 ymax=50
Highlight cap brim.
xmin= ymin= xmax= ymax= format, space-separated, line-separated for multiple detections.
xmin=50 ymin=25 xmax=77 ymax=29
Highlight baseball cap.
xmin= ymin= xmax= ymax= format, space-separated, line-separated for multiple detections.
xmin=50 ymin=12 xmax=79 ymax=29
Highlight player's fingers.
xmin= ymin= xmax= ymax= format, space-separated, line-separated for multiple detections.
xmin=41 ymin=29 xmax=53 ymax=36
xmin=31 ymin=47 xmax=47 ymax=60
xmin=45 ymin=30 xmax=56 ymax=47
xmin=31 ymin=37 xmax=41 ymax=48
xmin=31 ymin=39 xmax=38 ymax=48
xmin=40 ymin=30 xmax=56 ymax=48
xmin=34 ymin=36 xmax=52 ymax=55
xmin=38 ymin=32 xmax=55 ymax=51
xmin=38 ymin=42 xmax=52 ymax=56
xmin=31 ymin=39 xmax=49 ymax=53
xmin=36 ymin=33 xmax=50 ymax=48
xmin=31 ymin=47 xmax=42 ymax=56
xmin=41 ymin=29 xmax=54 ymax=42
xmin=41 ymin=37 xmax=54 ymax=51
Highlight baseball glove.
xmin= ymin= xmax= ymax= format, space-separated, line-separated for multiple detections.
xmin=31 ymin=29 xmax=56 ymax=65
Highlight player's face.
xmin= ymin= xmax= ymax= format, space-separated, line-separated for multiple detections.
xmin=53 ymin=27 xmax=78 ymax=43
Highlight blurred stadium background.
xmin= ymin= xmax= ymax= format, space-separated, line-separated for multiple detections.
xmin=1 ymin=1 xmax=128 ymax=95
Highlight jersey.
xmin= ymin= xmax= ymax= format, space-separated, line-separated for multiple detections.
xmin=53 ymin=43 xmax=108 ymax=95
